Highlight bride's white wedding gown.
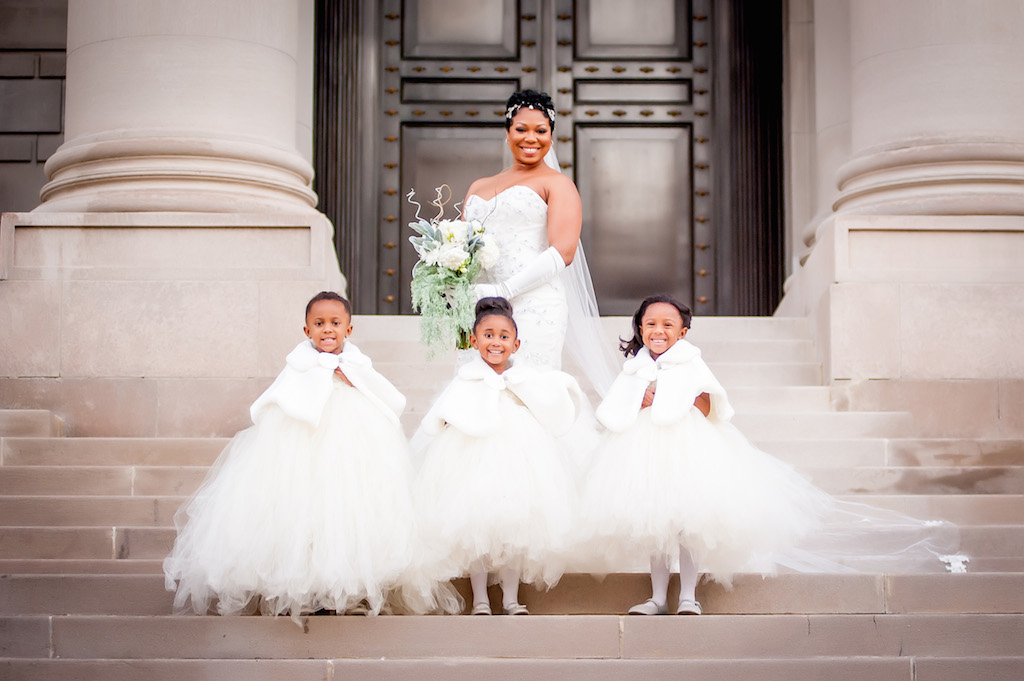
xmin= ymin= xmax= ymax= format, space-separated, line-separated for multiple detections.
xmin=464 ymin=184 xmax=568 ymax=369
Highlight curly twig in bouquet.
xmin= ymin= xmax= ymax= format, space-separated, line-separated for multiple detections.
xmin=407 ymin=184 xmax=499 ymax=356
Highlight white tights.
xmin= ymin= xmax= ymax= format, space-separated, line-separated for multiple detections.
xmin=470 ymin=561 xmax=521 ymax=608
xmin=649 ymin=546 xmax=699 ymax=607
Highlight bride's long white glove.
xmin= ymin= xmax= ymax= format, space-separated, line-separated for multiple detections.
xmin=474 ymin=246 xmax=566 ymax=301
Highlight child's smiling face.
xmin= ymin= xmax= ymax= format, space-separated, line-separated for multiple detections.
xmin=641 ymin=302 xmax=688 ymax=358
xmin=304 ymin=299 xmax=352 ymax=354
xmin=470 ymin=314 xmax=520 ymax=373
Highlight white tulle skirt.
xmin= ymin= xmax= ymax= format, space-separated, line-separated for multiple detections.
xmin=580 ymin=407 xmax=963 ymax=581
xmin=413 ymin=392 xmax=579 ymax=596
xmin=163 ymin=381 xmax=419 ymax=620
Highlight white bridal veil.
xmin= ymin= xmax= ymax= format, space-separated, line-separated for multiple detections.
xmin=543 ymin=146 xmax=621 ymax=396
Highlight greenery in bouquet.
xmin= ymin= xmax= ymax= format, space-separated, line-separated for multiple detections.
xmin=408 ymin=185 xmax=499 ymax=356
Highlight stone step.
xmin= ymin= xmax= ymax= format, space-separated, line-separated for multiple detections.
xmin=941 ymin=525 xmax=1024 ymax=559
xmin=5 ymin=656 xmax=1024 ymax=681
xmin=0 ymin=497 xmax=180 ymax=527
xmin=6 ymin=436 xmax=1018 ymax=470
xmin=399 ymin=385 xmax=837 ymax=414
xmin=884 ymin=439 xmax=1024 ymax=467
xmin=730 ymin=411 xmax=915 ymax=440
xmin=847 ymin=494 xmax=1024 ymax=525
xmin=0 ymin=527 xmax=172 ymax=560
xmin=970 ymin=557 xmax=1024 ymax=571
xmin=806 ymin=466 xmax=1024 ymax=495
xmin=6 ymin=554 xmax=1020 ymax=577
xmin=765 ymin=439 xmax=1024 ymax=469
xmin=399 ymin=407 xmax=908 ymax=439
xmin=1 ymin=659 xmax=339 ymax=681
xmin=352 ymin=315 xmax=813 ymax=344
xmin=0 ymin=466 xmax=207 ymax=497
xmin=764 ymin=438 xmax=1024 ymax=469
xmin=3 ymin=464 xmax=1021 ymax=498
xmin=380 ymin=359 xmax=825 ymax=392
xmin=760 ymin=439 xmax=890 ymax=466
xmin=0 ymin=527 xmax=122 ymax=560
xmin=0 ymin=437 xmax=228 ymax=467
xmin=1 ymin=613 xmax=1020 ymax=661
xmin=0 ymin=559 xmax=163 ymax=574
xmin=0 ymin=410 xmax=63 ymax=438
xmin=1 ymin=522 xmax=1019 ymax=564
xmin=2 ymin=492 xmax=1018 ymax=531
xmin=363 ymin=338 xmax=818 ymax=365
xmin=2 ymin=573 xmax=1023 ymax=619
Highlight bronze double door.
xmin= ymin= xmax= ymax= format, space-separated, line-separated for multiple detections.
xmin=321 ymin=0 xmax=783 ymax=316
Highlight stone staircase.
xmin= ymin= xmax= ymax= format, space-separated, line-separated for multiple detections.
xmin=1 ymin=316 xmax=1022 ymax=680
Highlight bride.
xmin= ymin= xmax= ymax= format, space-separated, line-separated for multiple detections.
xmin=463 ymin=90 xmax=617 ymax=394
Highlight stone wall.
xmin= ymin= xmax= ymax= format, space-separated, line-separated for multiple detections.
xmin=0 ymin=210 xmax=344 ymax=437
xmin=777 ymin=214 xmax=1024 ymax=438
xmin=0 ymin=0 xmax=67 ymax=213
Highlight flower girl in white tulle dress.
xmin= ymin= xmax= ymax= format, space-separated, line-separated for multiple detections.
xmin=581 ymin=294 xmax=962 ymax=617
xmin=413 ymin=297 xmax=585 ymax=615
xmin=164 ymin=292 xmax=420 ymax=622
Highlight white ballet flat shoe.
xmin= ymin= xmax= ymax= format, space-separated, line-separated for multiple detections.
xmin=470 ymin=602 xmax=492 ymax=615
xmin=676 ymin=599 xmax=702 ymax=615
xmin=628 ymin=599 xmax=669 ymax=615
xmin=503 ymin=602 xmax=529 ymax=615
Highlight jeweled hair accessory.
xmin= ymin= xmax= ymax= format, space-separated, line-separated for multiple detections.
xmin=505 ymin=102 xmax=557 ymax=123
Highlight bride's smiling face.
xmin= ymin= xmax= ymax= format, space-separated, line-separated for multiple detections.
xmin=507 ymin=108 xmax=552 ymax=166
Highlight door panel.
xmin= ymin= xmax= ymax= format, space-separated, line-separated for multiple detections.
xmin=558 ymin=0 xmax=712 ymax=314
xmin=317 ymin=0 xmax=786 ymax=315
xmin=364 ymin=0 xmax=716 ymax=314
xmin=398 ymin=124 xmax=507 ymax=310
xmin=576 ymin=125 xmax=692 ymax=313
xmin=402 ymin=0 xmax=519 ymax=59
xmin=575 ymin=0 xmax=691 ymax=59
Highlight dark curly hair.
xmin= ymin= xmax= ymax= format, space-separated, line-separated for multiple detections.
xmin=619 ymin=294 xmax=693 ymax=357
xmin=504 ymin=89 xmax=556 ymax=131
xmin=305 ymin=291 xmax=351 ymax=319
xmin=473 ymin=297 xmax=517 ymax=335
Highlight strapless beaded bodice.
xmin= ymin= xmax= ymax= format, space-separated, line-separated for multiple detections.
xmin=464 ymin=185 xmax=550 ymax=282
xmin=463 ymin=185 xmax=568 ymax=369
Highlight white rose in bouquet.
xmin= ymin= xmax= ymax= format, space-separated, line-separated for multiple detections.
xmin=437 ymin=243 xmax=471 ymax=271
xmin=476 ymin=239 xmax=499 ymax=271
xmin=420 ymin=247 xmax=441 ymax=267
xmin=438 ymin=219 xmax=469 ymax=246
xmin=407 ymin=184 xmax=501 ymax=355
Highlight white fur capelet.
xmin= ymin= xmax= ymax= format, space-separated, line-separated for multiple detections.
xmin=249 ymin=340 xmax=406 ymax=428
xmin=420 ymin=355 xmax=584 ymax=438
xmin=595 ymin=339 xmax=734 ymax=433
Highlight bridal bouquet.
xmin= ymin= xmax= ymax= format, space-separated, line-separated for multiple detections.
xmin=408 ymin=185 xmax=499 ymax=355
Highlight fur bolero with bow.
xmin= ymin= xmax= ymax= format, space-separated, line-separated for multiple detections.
xmin=595 ymin=339 xmax=734 ymax=433
xmin=249 ymin=340 xmax=406 ymax=428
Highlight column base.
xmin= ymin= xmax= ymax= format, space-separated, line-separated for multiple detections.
xmin=834 ymin=142 xmax=1024 ymax=215
xmin=37 ymin=133 xmax=318 ymax=214
xmin=1 ymin=210 xmax=345 ymax=435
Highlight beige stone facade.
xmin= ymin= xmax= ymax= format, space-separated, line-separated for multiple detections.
xmin=1 ymin=4 xmax=1021 ymax=675
xmin=1 ymin=0 xmax=1022 ymax=439
xmin=778 ymin=0 xmax=1024 ymax=438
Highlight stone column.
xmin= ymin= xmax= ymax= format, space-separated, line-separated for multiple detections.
xmin=36 ymin=0 xmax=317 ymax=213
xmin=778 ymin=0 xmax=1024 ymax=438
xmin=1 ymin=0 xmax=344 ymax=438
xmin=834 ymin=0 xmax=1024 ymax=214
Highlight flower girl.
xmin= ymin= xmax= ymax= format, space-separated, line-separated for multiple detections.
xmin=413 ymin=297 xmax=584 ymax=614
xmin=581 ymin=294 xmax=962 ymax=616
xmin=164 ymin=292 xmax=419 ymax=622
